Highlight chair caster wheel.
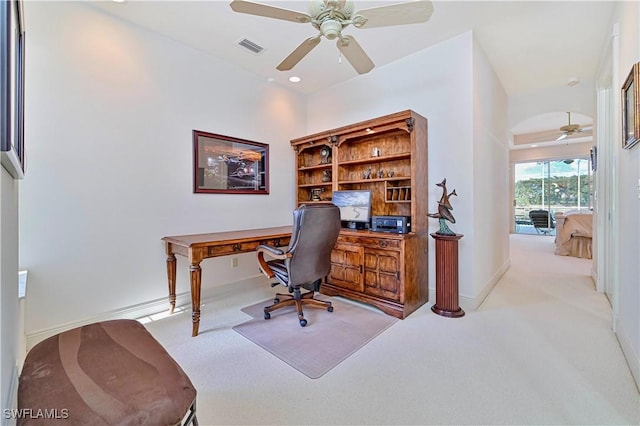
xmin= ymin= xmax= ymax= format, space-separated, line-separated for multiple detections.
xmin=264 ymin=312 xmax=271 ymax=320
xmin=327 ymin=306 xmax=333 ymax=312
xmin=299 ymin=319 xmax=307 ymax=327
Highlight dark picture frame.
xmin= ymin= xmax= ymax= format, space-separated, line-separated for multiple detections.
xmin=621 ymin=62 xmax=640 ymax=150
xmin=193 ymin=130 xmax=269 ymax=194
xmin=0 ymin=0 xmax=25 ymax=179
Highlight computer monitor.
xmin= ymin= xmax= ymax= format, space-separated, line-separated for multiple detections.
xmin=332 ymin=190 xmax=372 ymax=229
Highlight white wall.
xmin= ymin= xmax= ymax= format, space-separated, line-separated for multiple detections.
xmin=471 ymin=38 xmax=511 ymax=303
xmin=19 ymin=2 xmax=306 ymax=337
xmin=609 ymin=0 xmax=640 ymax=387
xmin=1 ymin=168 xmax=20 ymax=418
xmin=306 ymin=31 xmax=510 ymax=308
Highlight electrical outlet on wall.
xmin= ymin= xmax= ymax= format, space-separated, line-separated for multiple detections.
xmin=232 ymin=257 xmax=238 ymax=268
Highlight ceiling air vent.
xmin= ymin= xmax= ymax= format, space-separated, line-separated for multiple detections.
xmin=237 ymin=38 xmax=264 ymax=54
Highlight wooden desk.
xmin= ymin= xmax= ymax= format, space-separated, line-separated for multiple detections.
xmin=162 ymin=226 xmax=292 ymax=336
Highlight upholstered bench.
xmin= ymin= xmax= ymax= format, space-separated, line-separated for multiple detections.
xmin=18 ymin=319 xmax=197 ymax=425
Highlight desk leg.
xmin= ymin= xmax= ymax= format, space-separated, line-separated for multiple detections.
xmin=190 ymin=263 xmax=202 ymax=337
xmin=166 ymin=254 xmax=177 ymax=314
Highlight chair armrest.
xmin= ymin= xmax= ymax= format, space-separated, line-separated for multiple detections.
xmin=256 ymin=244 xmax=285 ymax=257
xmin=256 ymin=245 xmax=290 ymax=279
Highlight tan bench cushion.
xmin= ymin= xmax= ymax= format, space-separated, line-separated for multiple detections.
xmin=18 ymin=319 xmax=196 ymax=425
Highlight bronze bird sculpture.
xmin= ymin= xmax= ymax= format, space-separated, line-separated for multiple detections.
xmin=428 ymin=178 xmax=457 ymax=235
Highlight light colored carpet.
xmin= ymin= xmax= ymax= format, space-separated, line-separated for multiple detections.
xmin=232 ymin=296 xmax=397 ymax=378
xmin=142 ymin=234 xmax=640 ymax=425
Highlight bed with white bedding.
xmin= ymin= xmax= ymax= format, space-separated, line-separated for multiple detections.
xmin=554 ymin=210 xmax=593 ymax=259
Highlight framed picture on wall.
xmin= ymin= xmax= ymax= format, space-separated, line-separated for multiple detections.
xmin=0 ymin=0 xmax=26 ymax=179
xmin=193 ymin=130 xmax=269 ymax=194
xmin=621 ymin=62 xmax=640 ymax=150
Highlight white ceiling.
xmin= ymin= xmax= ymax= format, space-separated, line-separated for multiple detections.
xmin=89 ymin=0 xmax=614 ymax=137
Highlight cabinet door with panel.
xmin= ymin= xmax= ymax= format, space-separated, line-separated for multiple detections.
xmin=363 ymin=247 xmax=402 ymax=302
xmin=328 ymin=243 xmax=363 ymax=292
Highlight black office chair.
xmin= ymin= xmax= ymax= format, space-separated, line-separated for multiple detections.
xmin=529 ymin=209 xmax=555 ymax=235
xmin=256 ymin=204 xmax=341 ymax=327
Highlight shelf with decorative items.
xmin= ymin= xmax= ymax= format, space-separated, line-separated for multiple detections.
xmin=337 ymin=152 xmax=411 ymax=166
xmin=296 ymin=184 xmax=332 ymax=203
xmin=291 ymin=110 xmax=426 ymax=226
xmin=335 ymin=137 xmax=413 ymax=221
xmin=298 ymin=181 xmax=332 ymax=188
xmin=337 ymin=148 xmax=411 ymax=190
xmin=298 ymin=163 xmax=333 ymax=171
xmin=296 ymin=142 xmax=333 ymax=168
xmin=293 ymin=141 xmax=334 ymax=204
xmin=297 ymin=166 xmax=333 ymax=186
xmin=338 ymin=165 xmax=409 ymax=182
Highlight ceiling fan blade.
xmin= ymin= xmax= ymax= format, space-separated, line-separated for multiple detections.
xmin=527 ymin=133 xmax=559 ymax=143
xmin=277 ymin=37 xmax=321 ymax=71
xmin=230 ymin=0 xmax=311 ymax=24
xmin=556 ymin=133 xmax=568 ymax=142
xmin=353 ymin=0 xmax=434 ymax=29
xmin=337 ymin=36 xmax=374 ymax=74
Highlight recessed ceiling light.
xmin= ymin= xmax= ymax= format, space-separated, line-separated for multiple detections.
xmin=112 ymin=0 xmax=127 ymax=3
xmin=289 ymin=76 xmax=301 ymax=83
xmin=266 ymin=77 xmax=275 ymax=83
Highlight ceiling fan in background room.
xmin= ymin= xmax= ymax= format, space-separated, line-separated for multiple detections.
xmin=511 ymin=111 xmax=594 ymax=148
xmin=554 ymin=111 xmax=592 ymax=141
xmin=229 ymin=0 xmax=434 ymax=74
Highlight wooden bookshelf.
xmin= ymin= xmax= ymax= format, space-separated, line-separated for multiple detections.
xmin=290 ymin=110 xmax=429 ymax=318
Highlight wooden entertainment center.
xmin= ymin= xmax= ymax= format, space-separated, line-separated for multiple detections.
xmin=290 ymin=110 xmax=429 ymax=319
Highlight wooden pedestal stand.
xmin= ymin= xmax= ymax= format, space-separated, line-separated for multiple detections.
xmin=430 ymin=233 xmax=465 ymax=318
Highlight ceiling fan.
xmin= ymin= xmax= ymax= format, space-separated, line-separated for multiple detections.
xmin=229 ymin=0 xmax=434 ymax=74
xmin=555 ymin=112 xmax=592 ymax=141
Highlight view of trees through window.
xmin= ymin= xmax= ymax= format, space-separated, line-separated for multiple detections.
xmin=514 ymin=158 xmax=592 ymax=234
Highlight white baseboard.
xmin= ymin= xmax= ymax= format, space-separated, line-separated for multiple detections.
xmin=590 ymin=267 xmax=598 ymax=291
xmin=468 ymin=258 xmax=511 ymax=310
xmin=615 ymin=317 xmax=640 ymax=391
xmin=25 ymin=275 xmax=267 ymax=350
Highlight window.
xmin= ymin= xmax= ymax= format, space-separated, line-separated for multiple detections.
xmin=514 ymin=158 xmax=592 ymax=235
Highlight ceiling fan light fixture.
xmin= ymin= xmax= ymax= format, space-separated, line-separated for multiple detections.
xmin=321 ymin=20 xmax=343 ymax=39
